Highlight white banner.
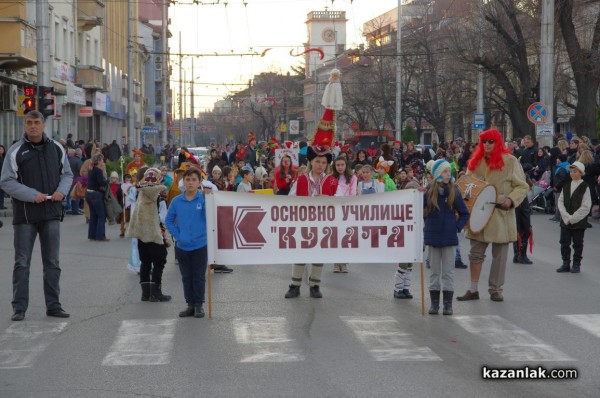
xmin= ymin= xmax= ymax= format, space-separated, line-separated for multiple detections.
xmin=206 ymin=190 xmax=423 ymax=265
xmin=289 ymin=119 xmax=299 ymax=135
xmin=274 ymin=148 xmax=300 ymax=166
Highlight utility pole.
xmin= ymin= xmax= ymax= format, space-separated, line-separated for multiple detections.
xmin=161 ymin=0 xmax=168 ymax=144
xmin=36 ymin=0 xmax=52 ymax=136
xmin=127 ymin=0 xmax=135 ymax=150
xmin=190 ymin=58 xmax=195 ymax=147
xmin=178 ymin=32 xmax=183 ymax=148
xmin=476 ymin=0 xmax=484 ymax=139
xmin=539 ymin=0 xmax=554 ymax=149
xmin=394 ymin=0 xmax=402 ymax=141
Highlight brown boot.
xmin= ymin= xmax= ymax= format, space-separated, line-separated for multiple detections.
xmin=456 ymin=290 xmax=479 ymax=301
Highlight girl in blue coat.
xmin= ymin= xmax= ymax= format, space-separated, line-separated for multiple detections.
xmin=424 ymin=160 xmax=470 ymax=315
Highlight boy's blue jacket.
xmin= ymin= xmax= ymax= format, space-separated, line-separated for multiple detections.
xmin=165 ymin=191 xmax=207 ymax=251
xmin=423 ymin=185 xmax=470 ymax=247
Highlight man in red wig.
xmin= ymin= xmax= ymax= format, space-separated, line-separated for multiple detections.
xmin=457 ymin=129 xmax=529 ymax=302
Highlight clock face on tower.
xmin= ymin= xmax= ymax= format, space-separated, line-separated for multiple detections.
xmin=321 ymin=28 xmax=336 ymax=43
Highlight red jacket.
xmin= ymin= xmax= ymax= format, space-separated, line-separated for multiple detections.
xmin=274 ymin=166 xmax=298 ymax=191
xmin=295 ymin=174 xmax=338 ymax=196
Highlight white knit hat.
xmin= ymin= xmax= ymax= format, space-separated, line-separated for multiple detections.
xmin=431 ymin=159 xmax=451 ymax=182
xmin=568 ymin=161 xmax=585 ymax=176
xmin=110 ymin=171 xmax=119 ymax=179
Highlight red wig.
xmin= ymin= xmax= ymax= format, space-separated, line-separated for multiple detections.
xmin=468 ymin=129 xmax=511 ymax=171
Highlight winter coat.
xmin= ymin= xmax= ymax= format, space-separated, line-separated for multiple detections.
xmin=126 ymin=185 xmax=166 ymax=245
xmin=464 ymin=154 xmax=529 ymax=243
xmin=0 ymin=134 xmax=73 ymax=224
xmin=424 ymin=185 xmax=470 ymax=247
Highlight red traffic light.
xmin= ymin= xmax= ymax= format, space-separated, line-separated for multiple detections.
xmin=23 ymin=97 xmax=36 ymax=113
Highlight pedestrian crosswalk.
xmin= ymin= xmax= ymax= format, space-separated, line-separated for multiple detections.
xmin=0 ymin=314 xmax=597 ymax=369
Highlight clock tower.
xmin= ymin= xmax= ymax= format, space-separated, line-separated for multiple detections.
xmin=305 ymin=10 xmax=347 ymax=77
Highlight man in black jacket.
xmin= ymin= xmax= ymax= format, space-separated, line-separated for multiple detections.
xmin=0 ymin=111 xmax=73 ymax=321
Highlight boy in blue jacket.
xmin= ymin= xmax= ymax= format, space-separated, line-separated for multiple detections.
xmin=165 ymin=167 xmax=208 ymax=318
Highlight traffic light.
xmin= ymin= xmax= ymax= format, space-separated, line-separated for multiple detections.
xmin=38 ymin=86 xmax=54 ymax=119
xmin=22 ymin=86 xmax=36 ymax=114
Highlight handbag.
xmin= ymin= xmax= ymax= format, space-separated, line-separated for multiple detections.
xmin=73 ymin=182 xmax=86 ymax=199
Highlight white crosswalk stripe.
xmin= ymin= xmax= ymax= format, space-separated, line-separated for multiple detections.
xmin=558 ymin=314 xmax=600 ymax=338
xmin=102 ymin=319 xmax=177 ymax=366
xmin=233 ymin=317 xmax=304 ymax=362
xmin=0 ymin=321 xmax=68 ymax=369
xmin=452 ymin=315 xmax=574 ymax=361
xmin=340 ymin=316 xmax=442 ymax=361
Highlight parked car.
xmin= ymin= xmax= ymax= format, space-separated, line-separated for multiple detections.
xmin=188 ymin=147 xmax=208 ymax=165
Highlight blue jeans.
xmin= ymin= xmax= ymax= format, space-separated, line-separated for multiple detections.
xmin=86 ymin=191 xmax=106 ymax=240
xmin=70 ymin=198 xmax=81 ymax=214
xmin=176 ymin=246 xmax=207 ymax=306
xmin=13 ymin=221 xmax=63 ymax=312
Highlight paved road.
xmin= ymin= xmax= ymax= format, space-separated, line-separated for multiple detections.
xmin=0 ymin=212 xmax=599 ymax=398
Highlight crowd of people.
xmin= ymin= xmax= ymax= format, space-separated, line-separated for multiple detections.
xmin=1 ymin=110 xmax=599 ymax=320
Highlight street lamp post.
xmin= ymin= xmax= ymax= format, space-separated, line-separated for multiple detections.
xmin=395 ymin=0 xmax=402 ymax=141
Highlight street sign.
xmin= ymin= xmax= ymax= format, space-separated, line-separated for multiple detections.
xmin=472 ymin=113 xmax=485 ymax=129
xmin=289 ymin=120 xmax=299 ymax=135
xmin=142 ymin=126 xmax=159 ymax=135
xmin=535 ymin=122 xmax=554 ymax=137
xmin=79 ymin=107 xmax=93 ymax=117
xmin=527 ymin=102 xmax=549 ymax=124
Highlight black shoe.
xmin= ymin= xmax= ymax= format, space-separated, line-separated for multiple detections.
xmin=586 ymin=223 xmax=592 ymax=229
xmin=455 ymin=262 xmax=468 ymax=269
xmin=285 ymin=285 xmax=300 ymax=299
xmin=571 ymin=264 xmax=581 ymax=273
xmin=213 ymin=265 xmax=233 ymax=273
xmin=556 ymin=264 xmax=571 ymax=273
xmin=513 ymin=255 xmax=519 ymax=263
xmin=518 ymin=256 xmax=533 ymax=264
xmin=402 ymin=289 xmax=413 ymax=299
xmin=179 ymin=306 xmax=195 ymax=317
xmin=149 ymin=283 xmax=172 ymax=302
xmin=394 ymin=290 xmax=407 ymax=299
xmin=11 ymin=311 xmax=25 ymax=321
xmin=194 ymin=306 xmax=205 ymax=318
xmin=309 ymin=285 xmax=322 ymax=298
xmin=46 ymin=308 xmax=70 ymax=318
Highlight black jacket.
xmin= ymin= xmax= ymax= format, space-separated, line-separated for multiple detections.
xmin=0 ymin=134 xmax=73 ymax=224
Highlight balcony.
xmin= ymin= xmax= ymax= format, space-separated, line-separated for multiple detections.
xmin=0 ymin=3 xmax=37 ymax=69
xmin=77 ymin=65 xmax=104 ymax=90
xmin=77 ymin=0 xmax=104 ymax=31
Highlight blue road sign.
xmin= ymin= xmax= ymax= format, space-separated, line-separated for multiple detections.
xmin=472 ymin=113 xmax=485 ymax=129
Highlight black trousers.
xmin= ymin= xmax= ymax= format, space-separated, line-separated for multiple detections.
xmin=138 ymin=240 xmax=168 ymax=284
xmin=559 ymin=227 xmax=585 ymax=265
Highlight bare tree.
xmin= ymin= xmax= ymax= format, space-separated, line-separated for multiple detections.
xmin=556 ymin=0 xmax=600 ymax=137
xmin=451 ymin=0 xmax=541 ymax=138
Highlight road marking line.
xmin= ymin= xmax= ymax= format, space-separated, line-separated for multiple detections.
xmin=452 ymin=315 xmax=574 ymax=361
xmin=0 ymin=322 xmax=68 ymax=369
xmin=340 ymin=316 xmax=442 ymax=361
xmin=233 ymin=317 xmax=304 ymax=362
xmin=102 ymin=319 xmax=177 ymax=366
xmin=558 ymin=314 xmax=600 ymax=338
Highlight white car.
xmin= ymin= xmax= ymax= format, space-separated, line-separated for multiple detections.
xmin=187 ymin=147 xmax=208 ymax=164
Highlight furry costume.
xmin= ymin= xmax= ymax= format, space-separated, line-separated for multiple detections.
xmin=126 ymin=185 xmax=165 ymax=245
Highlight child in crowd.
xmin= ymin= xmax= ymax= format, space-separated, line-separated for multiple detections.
xmin=332 ymin=156 xmax=357 ymax=273
xmin=165 ymin=167 xmax=209 ymax=318
xmin=375 ymin=157 xmax=397 ymax=192
xmin=127 ymin=167 xmax=171 ymax=303
xmin=421 ymin=160 xmax=469 ymax=315
xmin=274 ymin=154 xmax=298 ymax=195
xmin=285 ymin=145 xmax=338 ymax=299
xmin=357 ymin=164 xmax=383 ymax=194
xmin=237 ymin=169 xmax=254 ymax=192
xmin=353 ymin=164 xmax=363 ymax=177
xmin=210 ymin=166 xmax=226 ymax=191
xmin=556 ymin=161 xmax=591 ymax=274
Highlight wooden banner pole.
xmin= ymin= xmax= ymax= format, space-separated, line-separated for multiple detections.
xmin=207 ymin=263 xmax=212 ymax=319
xmin=420 ymin=262 xmax=425 ymax=316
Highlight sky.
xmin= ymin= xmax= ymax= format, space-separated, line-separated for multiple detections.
xmin=170 ymin=0 xmax=399 ymax=114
